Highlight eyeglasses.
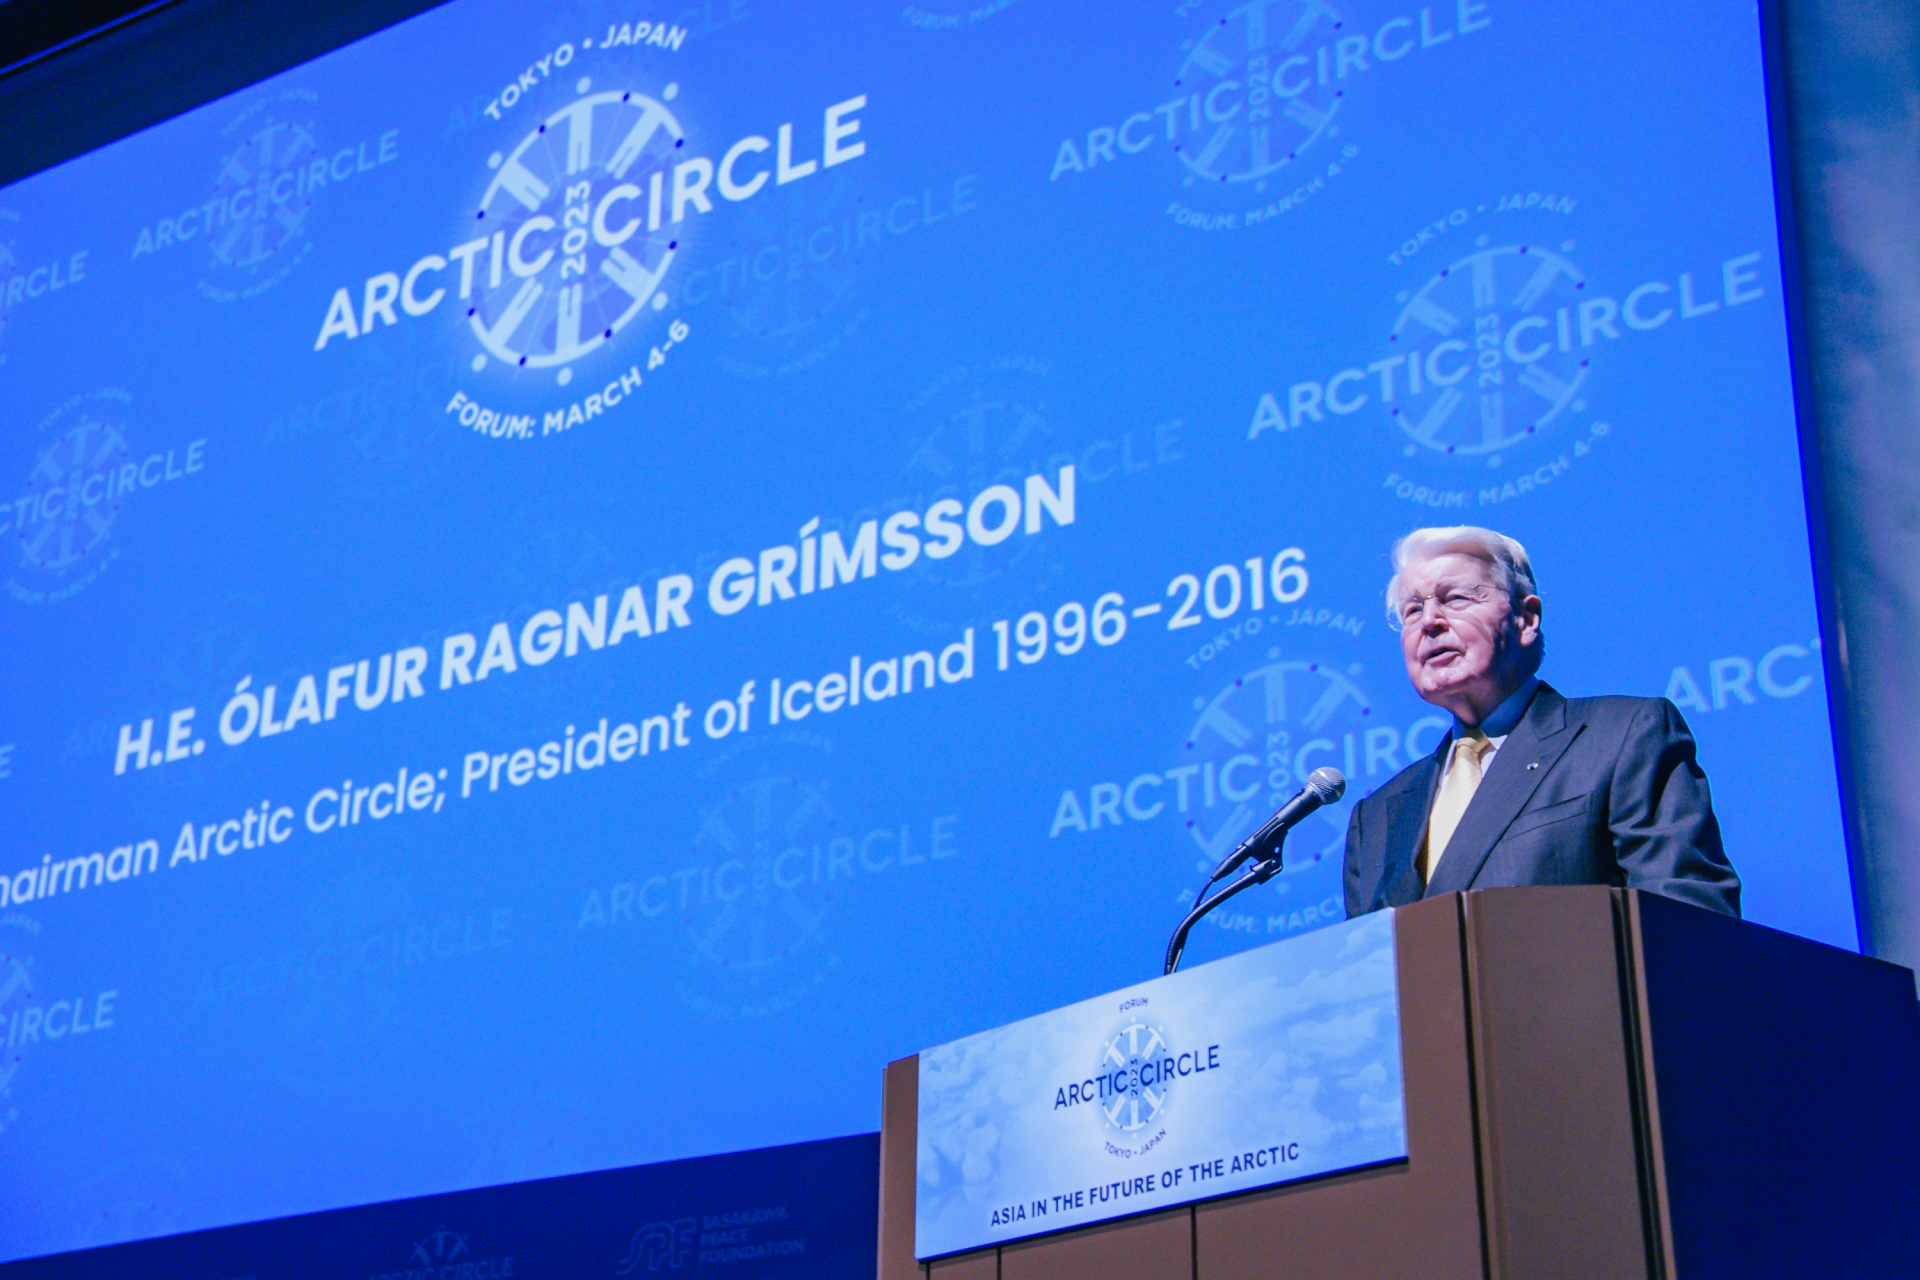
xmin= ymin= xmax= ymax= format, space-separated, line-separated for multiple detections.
xmin=1395 ymin=585 xmax=1499 ymax=630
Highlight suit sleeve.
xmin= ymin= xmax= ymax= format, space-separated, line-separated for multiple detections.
xmin=1344 ymin=798 xmax=1369 ymax=919
xmin=1606 ymin=697 xmax=1742 ymax=916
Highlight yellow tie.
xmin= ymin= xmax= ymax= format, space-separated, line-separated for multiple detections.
xmin=1424 ymin=729 xmax=1492 ymax=884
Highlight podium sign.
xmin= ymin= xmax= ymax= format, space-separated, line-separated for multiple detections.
xmin=914 ymin=911 xmax=1407 ymax=1259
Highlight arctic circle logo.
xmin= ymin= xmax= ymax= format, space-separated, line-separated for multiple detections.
xmin=1046 ymin=0 xmax=1494 ymax=232
xmin=6 ymin=389 xmax=211 ymax=606
xmin=1385 ymin=235 xmax=1590 ymax=461
xmin=6 ymin=390 xmax=132 ymax=604
xmin=1240 ymin=190 xmax=1795 ymax=515
xmin=0 ymin=941 xmax=31 ymax=1137
xmin=1098 ymin=1020 xmax=1172 ymax=1138
xmin=198 ymin=89 xmax=322 ymax=303
xmin=312 ymin=59 xmax=871 ymax=443
xmin=1170 ymin=0 xmax=1343 ymax=192
xmin=467 ymin=80 xmax=683 ymax=383
xmin=1180 ymin=647 xmax=1371 ymax=883
xmin=1054 ymin=1016 xmax=1221 ymax=1156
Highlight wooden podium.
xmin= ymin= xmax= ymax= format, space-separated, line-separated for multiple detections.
xmin=877 ymin=888 xmax=1920 ymax=1280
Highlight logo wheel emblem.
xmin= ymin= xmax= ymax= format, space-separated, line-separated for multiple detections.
xmin=472 ymin=86 xmax=682 ymax=376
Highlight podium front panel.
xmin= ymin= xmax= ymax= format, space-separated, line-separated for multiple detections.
xmin=913 ymin=911 xmax=1408 ymax=1259
xmin=1193 ymin=893 xmax=1485 ymax=1280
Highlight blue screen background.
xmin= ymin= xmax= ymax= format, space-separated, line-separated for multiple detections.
xmin=0 ymin=0 xmax=1849 ymax=1259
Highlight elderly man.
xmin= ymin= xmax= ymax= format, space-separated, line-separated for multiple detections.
xmin=1344 ymin=525 xmax=1741 ymax=917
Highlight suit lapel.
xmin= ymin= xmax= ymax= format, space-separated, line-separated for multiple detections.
xmin=1422 ymin=683 xmax=1582 ymax=899
xmin=1378 ymin=746 xmax=1444 ymax=908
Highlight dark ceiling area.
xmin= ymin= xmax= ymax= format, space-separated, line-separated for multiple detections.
xmin=0 ymin=0 xmax=445 ymax=186
xmin=0 ymin=0 xmax=175 ymax=76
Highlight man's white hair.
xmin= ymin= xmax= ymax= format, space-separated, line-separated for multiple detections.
xmin=1385 ymin=526 xmax=1539 ymax=622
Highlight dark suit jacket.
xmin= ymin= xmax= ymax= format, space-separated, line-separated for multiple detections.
xmin=1344 ymin=682 xmax=1740 ymax=917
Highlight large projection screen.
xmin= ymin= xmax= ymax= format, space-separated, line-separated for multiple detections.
xmin=0 ymin=0 xmax=1849 ymax=1260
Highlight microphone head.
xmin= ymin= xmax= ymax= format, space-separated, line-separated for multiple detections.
xmin=1306 ymin=767 xmax=1346 ymax=803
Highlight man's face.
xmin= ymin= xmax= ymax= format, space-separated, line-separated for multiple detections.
xmin=1396 ymin=550 xmax=1541 ymax=720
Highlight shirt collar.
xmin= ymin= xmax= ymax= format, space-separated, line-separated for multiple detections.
xmin=1456 ymin=674 xmax=1540 ymax=742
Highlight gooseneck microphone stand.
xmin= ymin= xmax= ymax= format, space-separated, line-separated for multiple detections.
xmin=1163 ymin=845 xmax=1286 ymax=976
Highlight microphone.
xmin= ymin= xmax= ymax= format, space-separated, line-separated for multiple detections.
xmin=1207 ymin=767 xmax=1346 ymax=883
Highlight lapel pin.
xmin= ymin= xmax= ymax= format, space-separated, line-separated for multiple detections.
xmin=1527 ymin=762 xmax=1539 ymax=770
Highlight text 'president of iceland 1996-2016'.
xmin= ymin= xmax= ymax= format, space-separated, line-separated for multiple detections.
xmin=1344 ymin=525 xmax=1741 ymax=918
